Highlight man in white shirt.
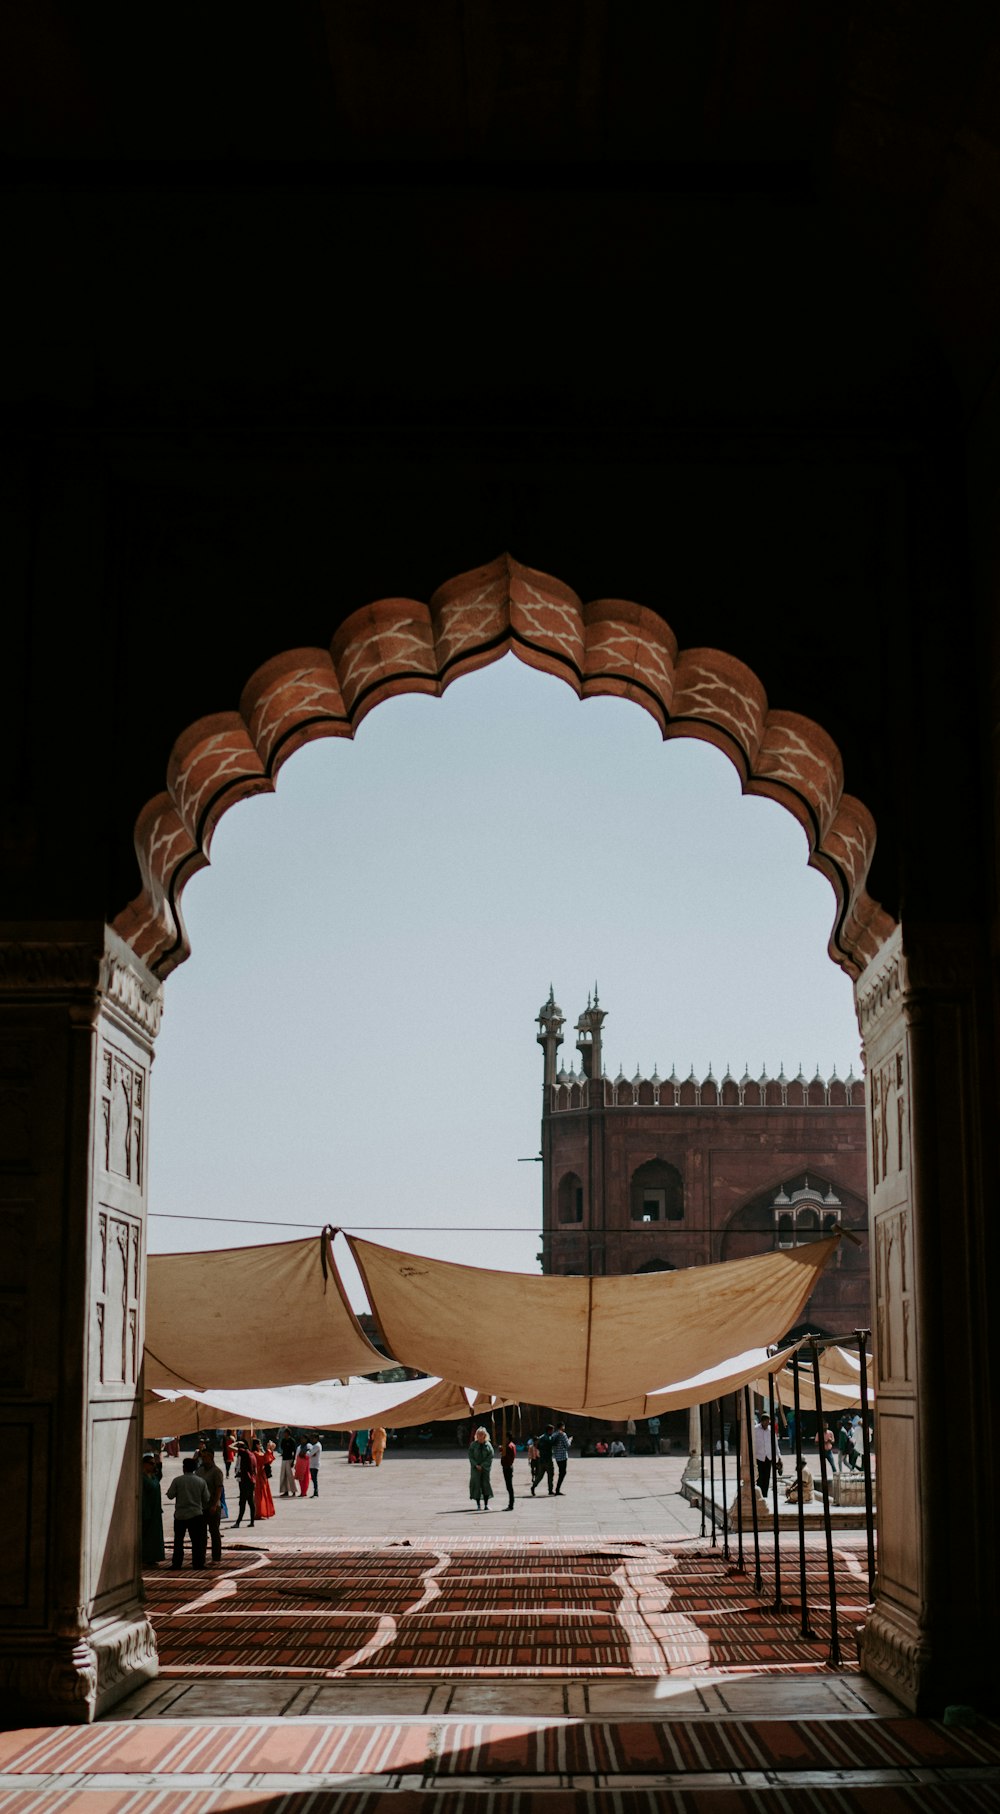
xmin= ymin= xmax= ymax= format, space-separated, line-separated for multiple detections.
xmin=306 ymin=1437 xmax=322 ymax=1498
xmin=753 ymin=1416 xmax=773 ymax=1497
xmin=166 ymin=1457 xmax=210 ymax=1569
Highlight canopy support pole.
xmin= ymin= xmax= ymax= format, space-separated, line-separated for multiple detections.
xmin=718 ymin=1398 xmax=730 ymax=1562
xmin=699 ymin=1402 xmax=707 ymax=1538
xmin=792 ymin=1360 xmax=814 ymax=1638
xmin=733 ymin=1391 xmax=745 ymax=1573
xmin=744 ymin=1384 xmax=762 ymax=1595
xmin=768 ymin=1372 xmax=784 ymax=1613
xmin=810 ymin=1339 xmax=841 ymax=1667
xmin=707 ymin=1398 xmax=717 ymax=1548
xmin=856 ymin=1327 xmax=877 ymax=1602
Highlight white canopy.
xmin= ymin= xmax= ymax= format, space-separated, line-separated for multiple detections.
xmin=143 ymin=1373 xmax=474 ymax=1438
xmin=753 ymin=1343 xmax=876 ymax=1414
xmin=584 ymin=1344 xmax=801 ymax=1419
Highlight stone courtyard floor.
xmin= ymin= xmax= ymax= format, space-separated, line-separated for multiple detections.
xmin=179 ymin=1447 xmax=709 ymax=1545
xmin=2 ymin=1453 xmax=998 ymax=1808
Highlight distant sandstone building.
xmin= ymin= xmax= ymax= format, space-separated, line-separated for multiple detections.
xmin=537 ymin=988 xmax=870 ymax=1341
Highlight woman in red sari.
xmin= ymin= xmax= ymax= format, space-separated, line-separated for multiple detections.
xmin=251 ymin=1439 xmax=275 ymax=1519
xmin=294 ymin=1441 xmax=312 ymax=1499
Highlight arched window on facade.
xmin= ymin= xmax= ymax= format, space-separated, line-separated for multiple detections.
xmin=629 ymin=1158 xmax=684 ymax=1223
xmin=557 ymin=1171 xmax=584 ymax=1223
xmin=771 ymin=1180 xmax=842 ymax=1253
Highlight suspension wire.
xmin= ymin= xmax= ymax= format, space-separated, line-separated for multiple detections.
xmin=148 ymin=1215 xmax=544 ymax=1231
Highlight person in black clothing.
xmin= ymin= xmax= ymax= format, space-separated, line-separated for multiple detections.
xmin=232 ymin=1440 xmax=256 ymax=1527
xmin=537 ymin=1426 xmax=555 ymax=1495
xmin=278 ymin=1433 xmax=297 ymax=1497
xmin=500 ymin=1434 xmax=516 ymax=1510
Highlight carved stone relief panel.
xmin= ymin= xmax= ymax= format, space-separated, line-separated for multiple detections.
xmin=875 ymin=1203 xmax=913 ymax=1387
xmin=92 ymin=1211 xmax=141 ymax=1390
xmin=0 ymin=1408 xmax=50 ymax=1627
xmin=869 ymin=1042 xmax=907 ymax=1193
xmin=98 ymin=1045 xmax=145 ymax=1191
xmin=89 ymin=1415 xmax=140 ymax=1609
xmin=0 ymin=1039 xmax=31 ymax=1169
xmin=872 ymin=1410 xmax=920 ymax=1611
xmin=0 ymin=1199 xmax=30 ymax=1392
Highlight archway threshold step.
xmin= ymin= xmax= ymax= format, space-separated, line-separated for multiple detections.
xmin=1 ymin=1711 xmax=998 ymax=1811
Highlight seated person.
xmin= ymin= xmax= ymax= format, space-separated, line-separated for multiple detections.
xmin=609 ymin=1438 xmax=627 ymax=1457
xmin=785 ymin=1465 xmax=814 ymax=1504
xmin=595 ymin=1439 xmax=609 ymax=1456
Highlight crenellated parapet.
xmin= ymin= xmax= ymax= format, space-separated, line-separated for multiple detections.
xmin=549 ymin=1055 xmax=861 ymax=1112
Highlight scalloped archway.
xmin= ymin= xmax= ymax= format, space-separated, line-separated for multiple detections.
xmin=112 ymin=554 xmax=895 ymax=981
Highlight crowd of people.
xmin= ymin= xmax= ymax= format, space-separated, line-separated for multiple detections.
xmin=752 ymin=1409 xmax=874 ymax=1499
xmin=468 ymin=1422 xmax=575 ymax=1510
xmin=142 ymin=1426 xmax=387 ymax=1568
xmin=145 ymin=1406 xmax=874 ymax=1566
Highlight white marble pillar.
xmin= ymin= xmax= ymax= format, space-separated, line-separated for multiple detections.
xmin=856 ymin=923 xmax=997 ymax=1711
xmin=681 ymin=1403 xmax=702 ymax=1484
xmin=0 ymin=926 xmax=161 ymax=1721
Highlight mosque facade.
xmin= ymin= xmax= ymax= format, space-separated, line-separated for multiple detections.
xmin=537 ymin=989 xmax=870 ymax=1339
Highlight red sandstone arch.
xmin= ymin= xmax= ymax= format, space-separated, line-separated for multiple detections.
xmin=112 ymin=554 xmax=895 ymax=980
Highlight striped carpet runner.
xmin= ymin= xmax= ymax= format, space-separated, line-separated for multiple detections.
xmin=144 ymin=1539 xmax=872 ymax=1678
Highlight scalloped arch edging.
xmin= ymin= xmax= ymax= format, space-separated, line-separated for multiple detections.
xmin=111 ymin=554 xmax=895 ymax=982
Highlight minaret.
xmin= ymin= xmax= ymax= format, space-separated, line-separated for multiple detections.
xmin=575 ymin=982 xmax=608 ymax=1080
xmin=536 ymin=985 xmax=565 ymax=1088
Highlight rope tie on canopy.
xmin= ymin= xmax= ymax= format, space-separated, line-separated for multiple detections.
xmin=320 ymin=1223 xmax=339 ymax=1293
xmin=141 ymin=1348 xmax=203 ymax=1392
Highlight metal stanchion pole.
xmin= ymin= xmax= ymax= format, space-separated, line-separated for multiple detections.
xmin=744 ymin=1384 xmax=762 ymax=1595
xmin=734 ymin=1392 xmax=745 ymax=1573
xmin=718 ymin=1398 xmax=731 ymax=1561
xmin=855 ymin=1328 xmax=876 ymax=1602
xmin=707 ymin=1398 xmax=718 ymax=1548
xmin=792 ymin=1360 xmax=814 ymax=1638
xmin=810 ymin=1339 xmax=841 ymax=1667
xmin=767 ymin=1372 xmax=783 ymax=1612
xmin=699 ymin=1401 xmax=707 ymax=1538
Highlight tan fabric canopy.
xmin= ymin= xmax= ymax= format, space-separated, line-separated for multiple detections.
xmin=145 ymin=1230 xmax=384 ymax=1391
xmin=349 ymin=1233 xmax=840 ymax=1414
xmin=143 ymin=1373 xmax=473 ymax=1438
xmin=817 ymin=1344 xmax=874 ymax=1389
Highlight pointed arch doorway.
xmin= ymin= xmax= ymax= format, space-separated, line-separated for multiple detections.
xmin=0 ymin=555 xmax=950 ymax=1719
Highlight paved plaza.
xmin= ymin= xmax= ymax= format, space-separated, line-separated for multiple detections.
xmin=173 ymin=1447 xmax=707 ymax=1548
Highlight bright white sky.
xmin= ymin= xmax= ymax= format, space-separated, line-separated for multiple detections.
xmin=149 ymin=653 xmax=863 ymax=1306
